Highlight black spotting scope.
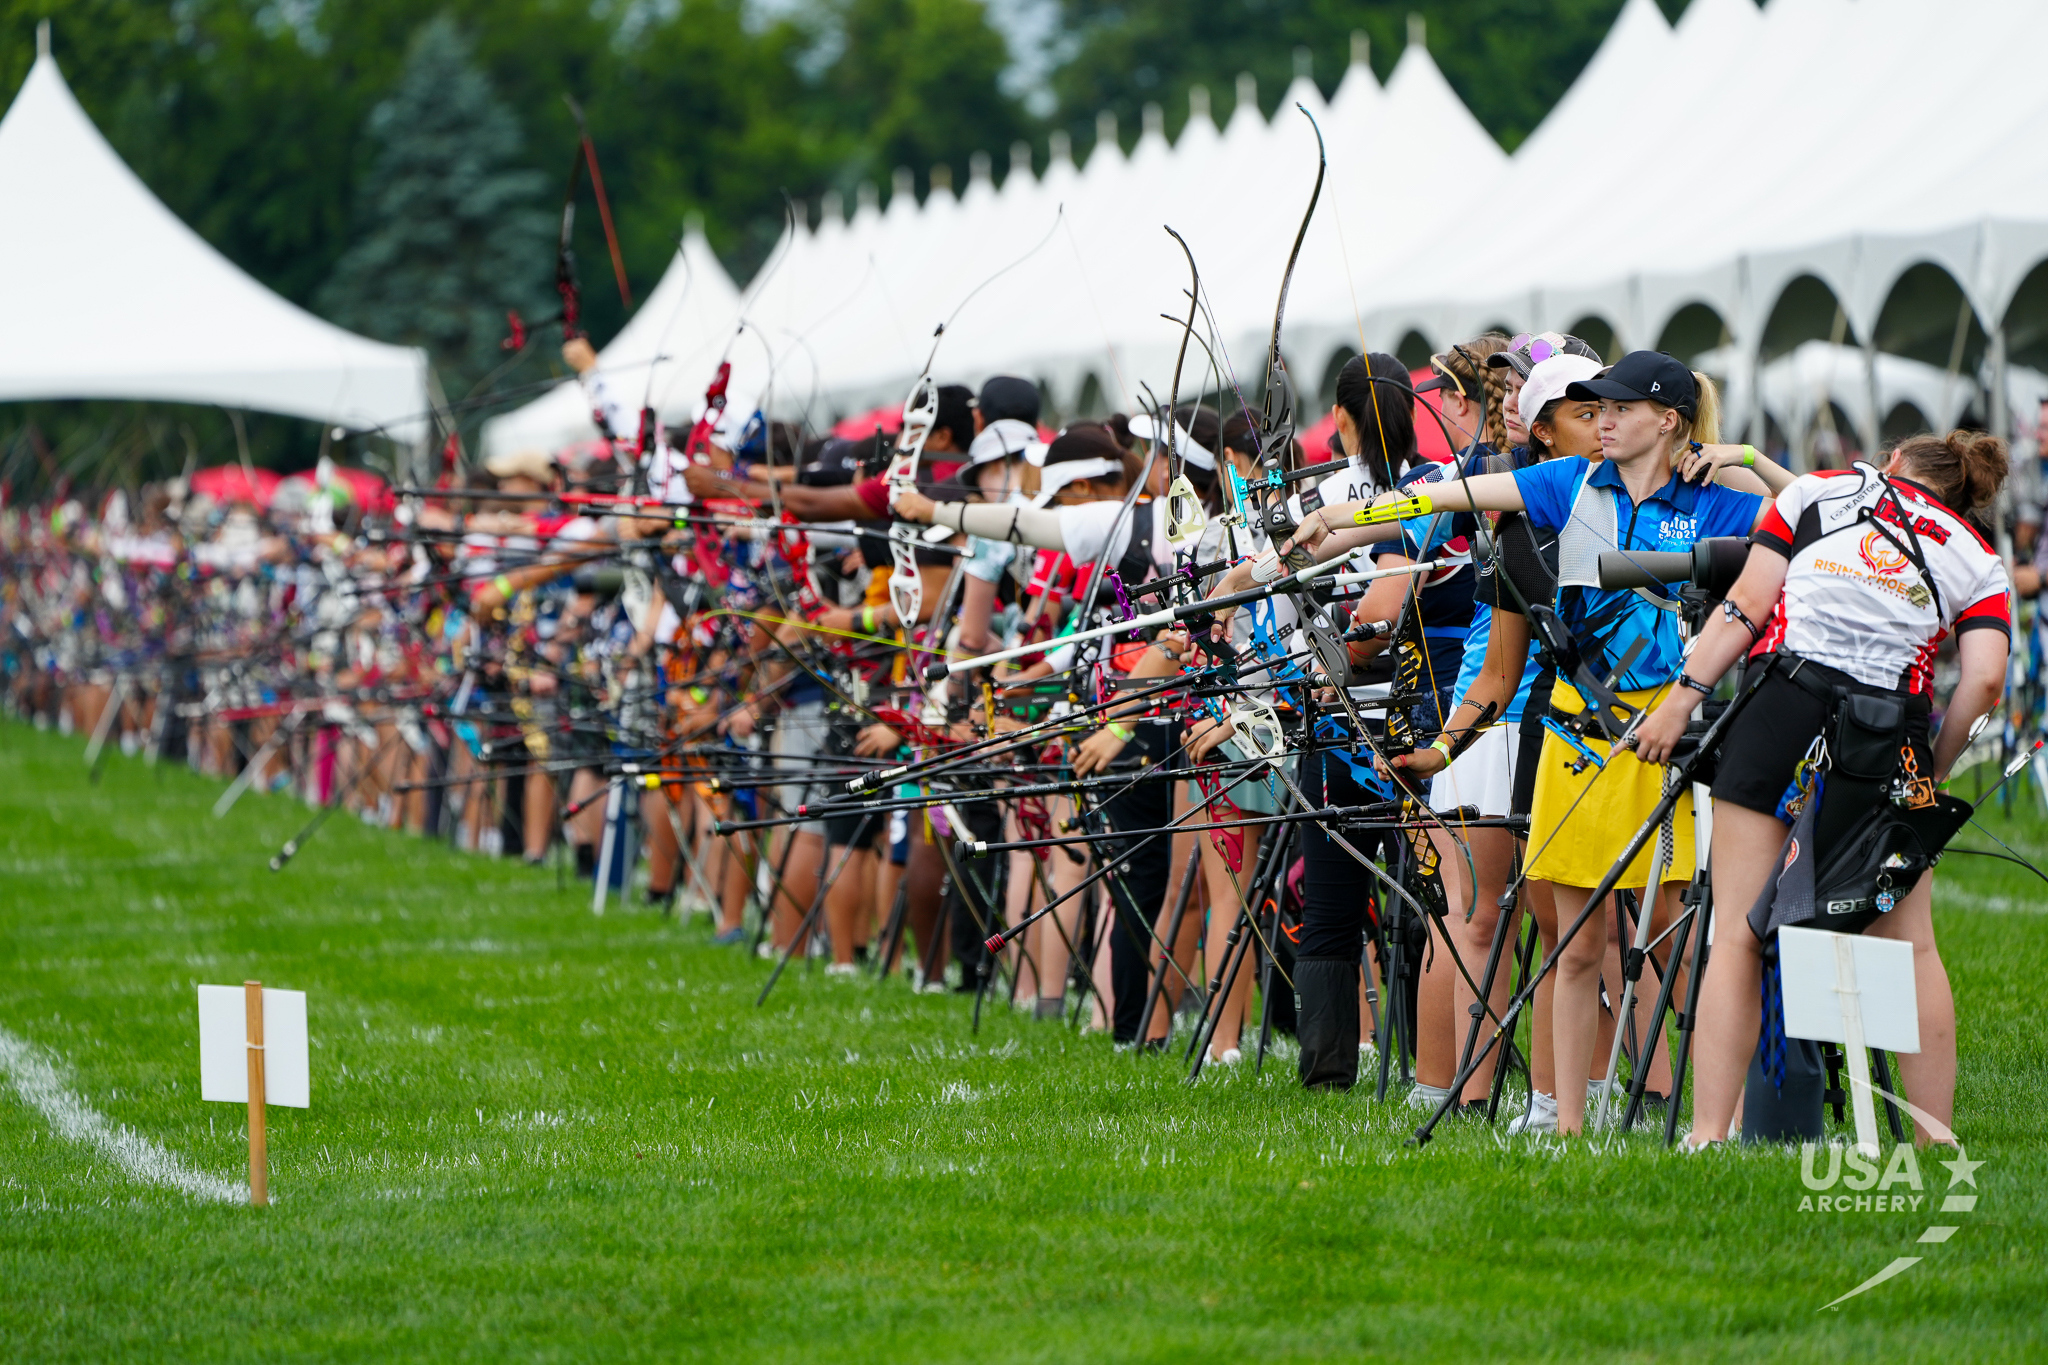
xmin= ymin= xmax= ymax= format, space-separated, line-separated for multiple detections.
xmin=1595 ymin=536 xmax=1749 ymax=599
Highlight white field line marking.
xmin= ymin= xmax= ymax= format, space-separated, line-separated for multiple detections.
xmin=0 ymin=1024 xmax=245 ymax=1204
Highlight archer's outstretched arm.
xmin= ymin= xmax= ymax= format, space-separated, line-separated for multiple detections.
xmin=1311 ymin=472 xmax=1527 ymax=533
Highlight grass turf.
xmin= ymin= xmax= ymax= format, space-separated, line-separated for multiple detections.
xmin=0 ymin=721 xmax=2043 ymax=1362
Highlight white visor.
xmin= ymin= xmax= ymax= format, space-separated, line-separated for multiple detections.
xmin=968 ymin=418 xmax=1044 ymax=467
xmin=1127 ymin=412 xmax=1216 ymax=470
xmin=1037 ymin=456 xmax=1122 ymax=497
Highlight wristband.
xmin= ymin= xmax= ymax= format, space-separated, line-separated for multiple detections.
xmin=1741 ymin=444 xmax=1758 ymax=468
xmin=859 ymin=604 xmax=878 ymax=634
xmin=1677 ymin=673 xmax=1715 ymax=697
xmin=1429 ymin=735 xmax=1455 ymax=762
xmin=493 ymin=574 xmax=513 ymax=599
xmin=1105 ymin=720 xmax=1135 ymax=743
xmin=1721 ymin=598 xmax=1762 ymax=641
xmin=688 ymin=686 xmax=710 ymax=705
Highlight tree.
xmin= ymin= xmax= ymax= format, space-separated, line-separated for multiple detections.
xmin=806 ymin=0 xmax=1033 ymax=200
xmin=1046 ymin=0 xmax=1644 ymax=155
xmin=316 ymin=15 xmax=553 ymax=399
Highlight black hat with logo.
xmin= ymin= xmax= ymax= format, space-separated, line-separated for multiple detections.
xmin=1565 ymin=351 xmax=1698 ymax=420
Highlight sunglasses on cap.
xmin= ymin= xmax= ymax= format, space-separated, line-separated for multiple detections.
xmin=1508 ymin=332 xmax=1571 ymax=367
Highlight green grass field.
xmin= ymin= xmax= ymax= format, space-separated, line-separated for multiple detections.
xmin=1 ymin=721 xmax=2043 ymax=1362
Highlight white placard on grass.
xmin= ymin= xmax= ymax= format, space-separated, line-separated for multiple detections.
xmin=1778 ymin=925 xmax=1918 ymax=1158
xmin=1778 ymin=927 xmax=1919 ymax=1054
xmin=198 ymin=985 xmax=309 ymax=1107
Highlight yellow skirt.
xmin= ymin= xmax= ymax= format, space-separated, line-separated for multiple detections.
xmin=1524 ymin=681 xmax=1696 ymax=889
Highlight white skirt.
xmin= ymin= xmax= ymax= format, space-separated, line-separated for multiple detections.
xmin=1429 ymin=722 xmax=1518 ymax=819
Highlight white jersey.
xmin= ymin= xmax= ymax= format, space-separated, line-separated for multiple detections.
xmin=1286 ymin=456 xmax=1389 ymax=606
xmin=1753 ymin=464 xmax=2010 ymax=694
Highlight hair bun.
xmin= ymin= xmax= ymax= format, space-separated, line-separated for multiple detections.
xmin=1954 ymin=429 xmax=2009 ymax=512
xmin=1895 ymin=429 xmax=2008 ymax=512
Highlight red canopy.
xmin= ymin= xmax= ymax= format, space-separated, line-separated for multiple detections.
xmin=189 ymin=464 xmax=283 ymax=507
xmin=1300 ymin=412 xmax=1338 ymax=464
xmin=326 ymin=465 xmax=393 ymax=515
xmin=1411 ymin=367 xmax=1455 ymax=465
xmin=1293 ymin=371 xmax=1454 ymax=467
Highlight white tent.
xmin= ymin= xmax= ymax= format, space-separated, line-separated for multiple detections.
xmin=480 ymin=222 xmax=743 ymax=458
xmin=497 ymin=0 xmax=2048 ymax=465
xmin=0 ymin=33 xmax=428 ymax=444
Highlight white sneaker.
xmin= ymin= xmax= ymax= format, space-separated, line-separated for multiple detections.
xmin=1405 ymin=1082 xmax=1452 ymax=1111
xmin=824 ymin=962 xmax=858 ymax=979
xmin=1508 ymin=1092 xmax=1559 ymax=1135
xmin=1359 ymin=1041 xmax=1379 ymax=1072
xmin=756 ymin=941 xmax=776 ymax=960
xmin=1206 ymin=1046 xmax=1242 ymax=1067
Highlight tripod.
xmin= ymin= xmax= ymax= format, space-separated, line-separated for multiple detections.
xmin=1413 ymin=659 xmax=1773 ymax=1145
xmin=1186 ymin=802 xmax=1298 ymax=1082
xmin=1593 ymin=766 xmax=1710 ymax=1134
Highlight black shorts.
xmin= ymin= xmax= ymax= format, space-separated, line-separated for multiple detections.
xmin=823 ymin=809 xmax=880 ymax=848
xmin=1710 ymin=656 xmax=1932 ymax=818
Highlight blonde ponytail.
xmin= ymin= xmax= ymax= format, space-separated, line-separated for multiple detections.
xmin=1687 ymin=372 xmax=1721 ymax=445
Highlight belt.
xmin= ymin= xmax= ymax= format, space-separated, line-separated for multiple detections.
xmin=1769 ymin=651 xmax=1915 ymax=708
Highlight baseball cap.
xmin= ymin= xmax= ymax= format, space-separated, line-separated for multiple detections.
xmin=976 ymin=375 xmax=1041 ymax=425
xmin=1518 ymin=354 xmax=1605 ymax=431
xmin=1487 ymin=331 xmax=1602 ymax=379
xmin=1565 ymin=351 xmax=1698 ymax=419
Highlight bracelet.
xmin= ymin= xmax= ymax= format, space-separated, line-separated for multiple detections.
xmin=1741 ymin=444 xmax=1758 ymax=468
xmin=493 ymin=574 xmax=513 ymax=599
xmin=1105 ymin=720 xmax=1135 ymax=743
xmin=1677 ymin=673 xmax=1715 ymax=697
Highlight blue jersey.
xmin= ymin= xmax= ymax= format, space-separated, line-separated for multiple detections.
xmin=1511 ymin=459 xmax=1762 ymax=692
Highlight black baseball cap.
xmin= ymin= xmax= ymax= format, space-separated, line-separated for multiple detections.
xmin=976 ymin=375 xmax=1040 ymax=424
xmin=1565 ymin=351 xmax=1698 ymax=420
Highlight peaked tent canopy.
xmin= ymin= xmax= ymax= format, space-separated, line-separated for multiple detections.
xmin=480 ymin=223 xmax=743 ymax=459
xmin=496 ymin=0 xmax=2048 ymax=471
xmin=0 ymin=37 xmax=429 ymax=445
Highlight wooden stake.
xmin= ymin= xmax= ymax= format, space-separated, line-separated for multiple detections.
xmin=1834 ymin=937 xmax=1881 ymax=1161
xmin=245 ymin=979 xmax=268 ymax=1207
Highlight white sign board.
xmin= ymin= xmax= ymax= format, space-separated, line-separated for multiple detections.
xmin=1778 ymin=927 xmax=1919 ymax=1054
xmin=197 ymin=985 xmax=310 ymax=1107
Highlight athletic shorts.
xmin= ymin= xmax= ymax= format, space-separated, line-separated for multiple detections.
xmin=770 ymin=698 xmax=832 ymax=836
xmin=1186 ymin=739 xmax=1283 ymax=816
xmin=1711 ymin=658 xmax=1931 ymax=818
xmin=822 ymin=809 xmax=875 ymax=847
xmin=1429 ymin=722 xmax=1517 ymax=819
